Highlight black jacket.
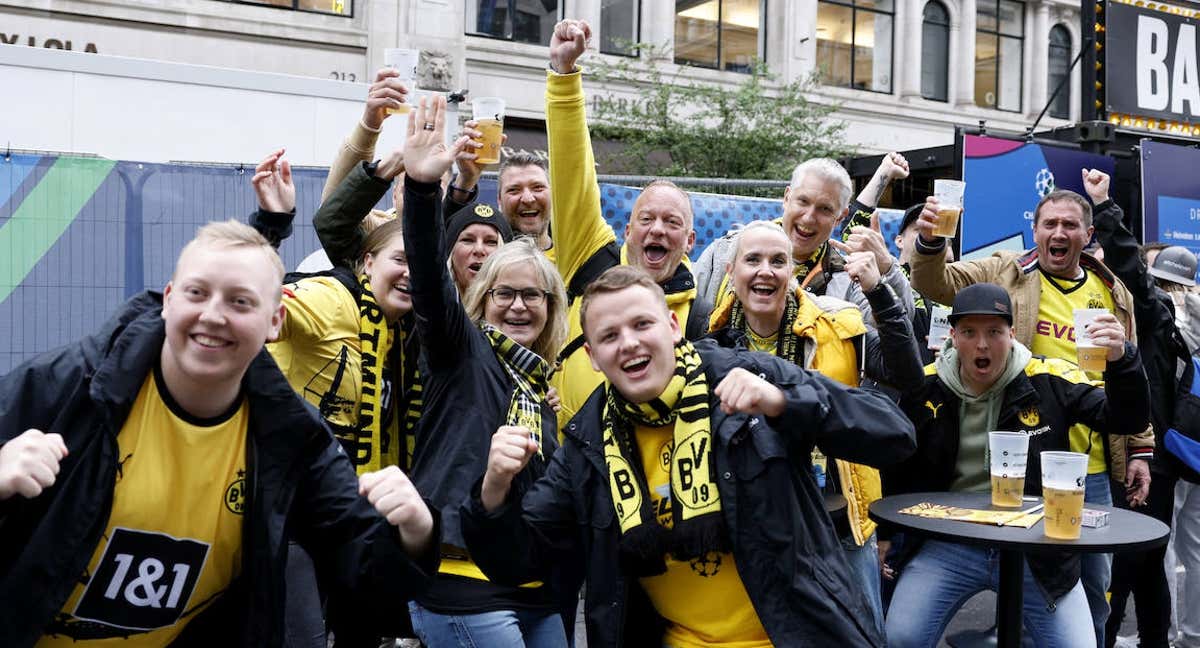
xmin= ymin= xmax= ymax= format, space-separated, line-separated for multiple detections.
xmin=884 ymin=344 xmax=1150 ymax=600
xmin=460 ymin=341 xmax=917 ymax=648
xmin=401 ymin=177 xmax=559 ymax=551
xmin=1094 ymin=199 xmax=1198 ymax=482
xmin=0 ymin=292 xmax=439 ymax=647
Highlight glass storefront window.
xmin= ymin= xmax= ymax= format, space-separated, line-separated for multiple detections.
xmin=816 ymin=0 xmax=895 ymax=93
xmin=467 ymin=0 xmax=561 ymax=45
xmin=674 ymin=0 xmax=764 ymax=73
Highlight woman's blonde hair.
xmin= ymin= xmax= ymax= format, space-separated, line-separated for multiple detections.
xmin=462 ymin=237 xmax=568 ymax=361
xmin=356 ymin=219 xmax=405 ymax=276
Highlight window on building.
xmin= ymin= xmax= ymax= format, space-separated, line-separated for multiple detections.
xmin=674 ymin=0 xmax=764 ymax=73
xmin=974 ymin=0 xmax=1024 ymax=111
xmin=601 ymin=0 xmax=640 ymax=56
xmin=921 ymin=1 xmax=949 ymax=101
xmin=1047 ymin=25 xmax=1072 ymax=119
xmin=815 ymin=0 xmax=895 ymax=94
xmin=467 ymin=0 xmax=561 ymax=45
xmin=236 ymin=0 xmax=351 ymax=15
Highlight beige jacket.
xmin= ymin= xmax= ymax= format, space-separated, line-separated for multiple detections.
xmin=909 ymin=239 xmax=1154 ymax=482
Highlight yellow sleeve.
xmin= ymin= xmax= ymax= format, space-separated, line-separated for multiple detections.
xmin=546 ymin=69 xmax=617 ymax=285
xmin=279 ymin=277 xmax=350 ymax=343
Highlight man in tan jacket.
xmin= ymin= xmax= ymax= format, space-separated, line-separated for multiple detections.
xmin=908 ymin=173 xmax=1153 ymax=647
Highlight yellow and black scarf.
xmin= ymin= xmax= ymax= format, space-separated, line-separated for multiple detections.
xmin=709 ymin=288 xmax=806 ymax=366
xmin=601 ymin=339 xmax=728 ymax=575
xmin=354 ymin=274 xmax=390 ymax=473
xmin=795 ymin=241 xmax=828 ymax=286
xmin=483 ymin=324 xmax=550 ymax=456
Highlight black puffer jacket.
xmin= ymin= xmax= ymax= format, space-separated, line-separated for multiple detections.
xmin=0 ymin=292 xmax=440 ymax=647
xmin=461 ymin=340 xmax=917 ymax=648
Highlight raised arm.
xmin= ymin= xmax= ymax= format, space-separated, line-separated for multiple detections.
xmin=312 ymin=153 xmax=401 ymax=269
xmin=1088 ymin=170 xmax=1156 ymax=313
xmin=908 ymin=197 xmax=1003 ymax=305
xmin=248 ymin=148 xmax=296 ymax=248
xmin=321 ymin=68 xmax=410 ymax=201
xmin=400 ymin=97 xmax=475 ymax=367
xmin=547 ymin=19 xmax=618 ymax=284
xmin=839 ymin=152 xmax=910 ymax=239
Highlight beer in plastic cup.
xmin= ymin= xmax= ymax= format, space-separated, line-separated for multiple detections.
xmin=932 ymin=179 xmax=965 ymax=238
xmin=384 ymin=48 xmax=419 ymax=115
xmin=1073 ymin=308 xmax=1109 ymax=373
xmin=471 ymin=97 xmax=505 ymax=165
xmin=989 ymin=431 xmax=1029 ymax=507
xmin=1041 ymin=451 xmax=1088 ymax=539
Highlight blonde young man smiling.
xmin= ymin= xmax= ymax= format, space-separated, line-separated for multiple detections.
xmin=0 ymin=222 xmax=439 ymax=647
xmin=543 ymin=19 xmax=710 ymax=432
xmin=460 ymin=265 xmax=917 ymax=648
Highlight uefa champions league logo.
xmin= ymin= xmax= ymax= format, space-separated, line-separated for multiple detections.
xmin=1035 ymin=168 xmax=1056 ymax=197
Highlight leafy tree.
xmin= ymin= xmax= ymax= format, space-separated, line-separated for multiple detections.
xmin=587 ymin=43 xmax=852 ymax=197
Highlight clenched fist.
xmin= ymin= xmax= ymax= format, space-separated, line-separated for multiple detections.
xmin=713 ymin=368 xmax=786 ymax=417
xmin=359 ymin=466 xmax=434 ymax=556
xmin=0 ymin=429 xmax=68 ymax=500
xmin=480 ymin=425 xmax=538 ymax=512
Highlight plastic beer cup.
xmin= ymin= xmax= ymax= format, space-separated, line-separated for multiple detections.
xmin=384 ymin=48 xmax=419 ymax=115
xmin=1041 ymin=451 xmax=1088 ymax=539
xmin=1073 ymin=308 xmax=1109 ymax=373
xmin=472 ymin=97 xmax=505 ymax=165
xmin=989 ymin=432 xmax=1029 ymax=507
xmin=932 ymin=179 xmax=965 ymax=238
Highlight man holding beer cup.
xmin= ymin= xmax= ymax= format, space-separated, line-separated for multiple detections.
xmin=908 ymin=179 xmax=1154 ymax=645
xmin=881 ymin=283 xmax=1149 ymax=648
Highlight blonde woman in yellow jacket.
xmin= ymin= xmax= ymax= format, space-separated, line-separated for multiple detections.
xmin=705 ymin=220 xmax=923 ymax=636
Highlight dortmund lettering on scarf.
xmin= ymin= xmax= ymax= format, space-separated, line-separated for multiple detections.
xmin=355 ymin=274 xmax=389 ymax=472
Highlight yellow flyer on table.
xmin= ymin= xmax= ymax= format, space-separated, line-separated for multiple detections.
xmin=899 ymin=502 xmax=1045 ymax=528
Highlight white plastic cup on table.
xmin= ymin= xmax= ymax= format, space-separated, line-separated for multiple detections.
xmin=932 ymin=179 xmax=966 ymax=238
xmin=1072 ymin=308 xmax=1109 ymax=373
xmin=384 ymin=48 xmax=419 ymax=115
xmin=1041 ymin=451 xmax=1088 ymax=540
xmin=988 ymin=431 xmax=1029 ymax=508
xmin=471 ymin=97 xmax=506 ymax=166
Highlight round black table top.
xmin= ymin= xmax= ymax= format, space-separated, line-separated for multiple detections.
xmin=869 ymin=492 xmax=1170 ymax=554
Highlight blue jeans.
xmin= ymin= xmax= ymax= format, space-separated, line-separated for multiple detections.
xmin=842 ymin=531 xmax=885 ymax=638
xmin=408 ymin=601 xmax=568 ymax=648
xmin=1082 ymin=472 xmax=1113 ymax=648
xmin=885 ymin=540 xmax=1094 ymax=648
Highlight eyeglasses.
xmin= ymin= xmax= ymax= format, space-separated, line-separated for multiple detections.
xmin=486 ymin=286 xmax=549 ymax=307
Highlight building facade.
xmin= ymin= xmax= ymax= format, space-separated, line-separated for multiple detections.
xmin=1 ymin=0 xmax=1083 ymax=160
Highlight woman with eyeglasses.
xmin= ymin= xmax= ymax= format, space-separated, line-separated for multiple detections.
xmin=401 ymin=96 xmax=571 ymax=647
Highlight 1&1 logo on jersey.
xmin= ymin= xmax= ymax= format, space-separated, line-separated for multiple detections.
xmin=73 ymin=528 xmax=209 ymax=631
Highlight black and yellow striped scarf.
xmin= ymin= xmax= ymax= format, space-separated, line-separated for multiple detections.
xmin=483 ymin=324 xmax=550 ymax=456
xmin=354 ymin=274 xmax=389 ymax=473
xmin=601 ymin=339 xmax=727 ymax=576
xmin=795 ymin=241 xmax=827 ymax=285
xmin=709 ymin=286 xmax=805 ymax=365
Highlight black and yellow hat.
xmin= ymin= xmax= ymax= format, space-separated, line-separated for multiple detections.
xmin=444 ymin=201 xmax=513 ymax=249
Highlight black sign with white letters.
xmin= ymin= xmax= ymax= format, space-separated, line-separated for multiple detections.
xmin=1106 ymin=0 xmax=1200 ymax=125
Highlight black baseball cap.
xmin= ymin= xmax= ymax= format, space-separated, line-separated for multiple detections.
xmin=949 ymin=283 xmax=1013 ymax=326
xmin=899 ymin=203 xmax=924 ymax=234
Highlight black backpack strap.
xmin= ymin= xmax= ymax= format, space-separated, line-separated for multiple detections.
xmin=567 ymin=242 xmax=621 ymax=304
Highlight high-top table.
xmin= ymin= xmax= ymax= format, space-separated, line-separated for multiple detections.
xmin=869 ymin=492 xmax=1169 ymax=648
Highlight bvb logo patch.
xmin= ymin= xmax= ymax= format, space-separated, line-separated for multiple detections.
xmin=672 ymin=431 xmax=717 ymax=511
xmin=1087 ymin=295 xmax=1105 ymax=309
xmin=1018 ymin=407 xmax=1040 ymax=427
xmin=474 ymin=204 xmax=495 ymax=218
xmin=224 ymin=470 xmax=246 ymax=515
xmin=607 ymin=456 xmax=642 ymax=526
xmin=658 ymin=440 xmax=673 ymax=474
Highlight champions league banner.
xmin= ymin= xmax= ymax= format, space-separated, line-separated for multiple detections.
xmin=1141 ymin=139 xmax=1200 ymax=282
xmin=0 ymin=154 xmax=781 ymax=373
xmin=960 ymin=135 xmax=1115 ymax=260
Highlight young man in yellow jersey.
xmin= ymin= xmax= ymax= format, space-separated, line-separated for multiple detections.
xmin=908 ymin=173 xmax=1154 ymax=646
xmin=0 ymin=221 xmax=439 ymax=647
xmin=460 ymin=265 xmax=917 ymax=647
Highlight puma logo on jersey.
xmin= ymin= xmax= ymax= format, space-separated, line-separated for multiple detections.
xmin=925 ymin=401 xmax=944 ymax=418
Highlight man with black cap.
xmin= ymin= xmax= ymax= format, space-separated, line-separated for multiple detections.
xmin=882 ymin=282 xmax=1150 ymax=648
